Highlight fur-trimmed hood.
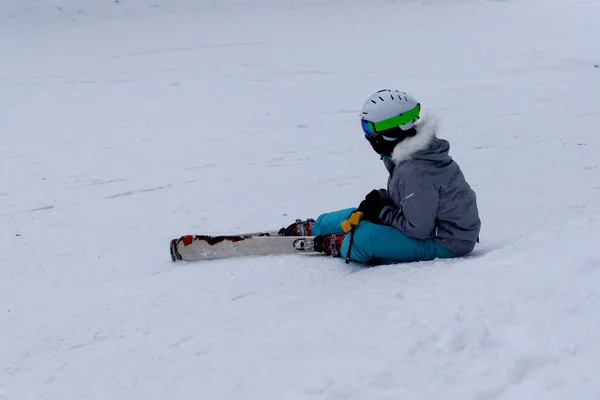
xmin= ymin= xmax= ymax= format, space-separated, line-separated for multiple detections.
xmin=390 ymin=114 xmax=451 ymax=166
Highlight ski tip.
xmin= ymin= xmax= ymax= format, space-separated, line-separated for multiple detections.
xmin=170 ymin=238 xmax=182 ymax=262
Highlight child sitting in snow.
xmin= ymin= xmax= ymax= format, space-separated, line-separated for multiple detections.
xmin=283 ymin=89 xmax=481 ymax=263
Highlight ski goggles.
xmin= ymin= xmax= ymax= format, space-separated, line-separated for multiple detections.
xmin=361 ymin=104 xmax=421 ymax=138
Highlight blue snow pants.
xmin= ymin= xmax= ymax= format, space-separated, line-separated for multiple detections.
xmin=312 ymin=208 xmax=457 ymax=264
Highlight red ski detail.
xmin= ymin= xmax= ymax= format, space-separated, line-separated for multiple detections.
xmin=182 ymin=235 xmax=194 ymax=246
xmin=193 ymin=235 xmax=247 ymax=246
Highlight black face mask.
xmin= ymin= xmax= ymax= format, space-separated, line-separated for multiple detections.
xmin=365 ymin=127 xmax=417 ymax=157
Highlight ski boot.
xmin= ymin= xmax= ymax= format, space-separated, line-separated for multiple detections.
xmin=278 ymin=218 xmax=315 ymax=236
xmin=313 ymin=234 xmax=346 ymax=257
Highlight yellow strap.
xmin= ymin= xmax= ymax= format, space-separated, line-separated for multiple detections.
xmin=341 ymin=211 xmax=363 ymax=233
xmin=349 ymin=211 xmax=363 ymax=225
xmin=341 ymin=219 xmax=352 ymax=233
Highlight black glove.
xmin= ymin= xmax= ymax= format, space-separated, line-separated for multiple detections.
xmin=357 ymin=189 xmax=386 ymax=223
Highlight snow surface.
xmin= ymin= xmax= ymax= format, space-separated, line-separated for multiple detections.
xmin=2 ymin=0 xmax=600 ymax=399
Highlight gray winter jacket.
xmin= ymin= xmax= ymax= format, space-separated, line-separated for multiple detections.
xmin=377 ymin=116 xmax=481 ymax=256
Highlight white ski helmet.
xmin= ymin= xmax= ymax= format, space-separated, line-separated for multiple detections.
xmin=360 ymin=89 xmax=421 ymax=156
xmin=360 ymin=89 xmax=420 ymax=131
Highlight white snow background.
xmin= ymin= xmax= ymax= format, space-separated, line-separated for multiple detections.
xmin=2 ymin=0 xmax=600 ymax=399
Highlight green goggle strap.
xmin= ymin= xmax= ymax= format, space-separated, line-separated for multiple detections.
xmin=373 ymin=104 xmax=421 ymax=132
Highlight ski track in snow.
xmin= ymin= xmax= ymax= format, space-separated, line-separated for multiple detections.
xmin=1 ymin=0 xmax=600 ymax=399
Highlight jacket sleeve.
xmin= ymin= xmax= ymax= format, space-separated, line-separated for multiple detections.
xmin=378 ymin=177 xmax=439 ymax=240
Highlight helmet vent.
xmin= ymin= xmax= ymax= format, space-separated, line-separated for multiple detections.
xmin=390 ymin=94 xmax=395 ymax=100
xmin=371 ymin=100 xmax=377 ymax=104
xmin=378 ymin=96 xmax=384 ymax=101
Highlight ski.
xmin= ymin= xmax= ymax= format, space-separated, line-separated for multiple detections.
xmin=171 ymin=219 xmax=317 ymax=262
xmin=170 ymin=234 xmax=316 ymax=262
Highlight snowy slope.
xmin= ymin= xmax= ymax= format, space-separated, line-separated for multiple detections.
xmin=2 ymin=0 xmax=600 ymax=399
